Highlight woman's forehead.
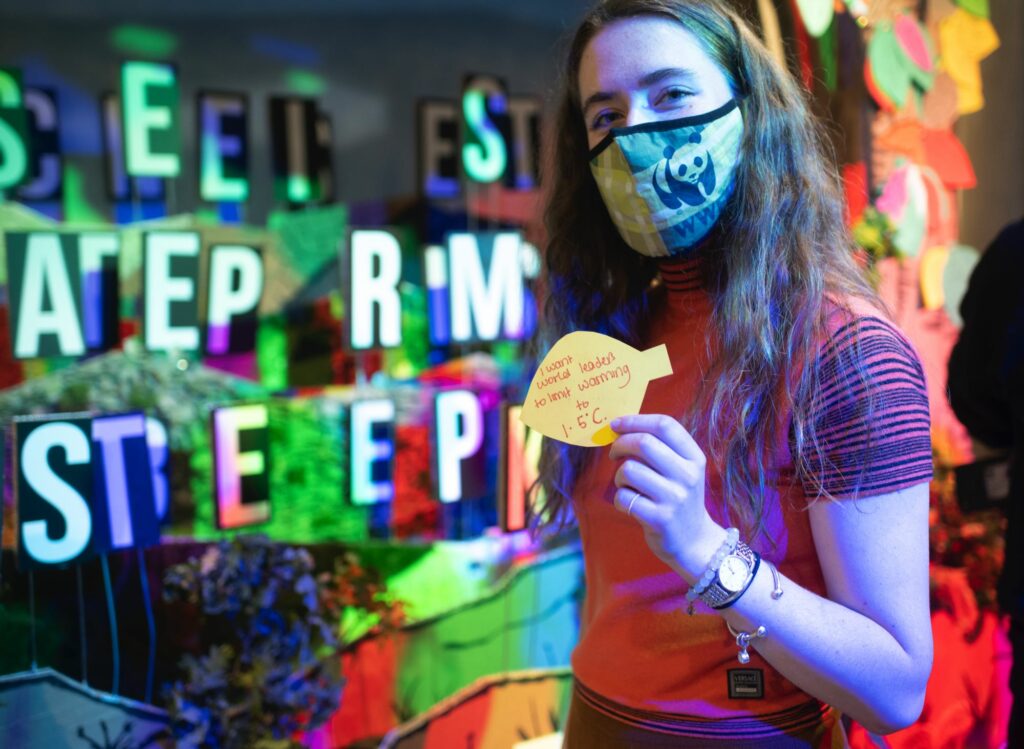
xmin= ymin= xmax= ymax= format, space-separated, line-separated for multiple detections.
xmin=578 ymin=16 xmax=719 ymax=98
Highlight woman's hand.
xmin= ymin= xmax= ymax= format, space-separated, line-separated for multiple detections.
xmin=608 ymin=414 xmax=725 ymax=580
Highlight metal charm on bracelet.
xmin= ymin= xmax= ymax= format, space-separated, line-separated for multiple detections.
xmin=765 ymin=559 xmax=783 ymax=600
xmin=726 ymin=622 xmax=767 ymax=664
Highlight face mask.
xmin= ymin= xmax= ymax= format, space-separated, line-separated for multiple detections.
xmin=589 ymin=99 xmax=744 ymax=257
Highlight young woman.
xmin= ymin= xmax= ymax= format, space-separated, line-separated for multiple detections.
xmin=535 ymin=1 xmax=934 ymax=745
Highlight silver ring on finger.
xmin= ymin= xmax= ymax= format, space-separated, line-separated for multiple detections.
xmin=627 ymin=490 xmax=643 ymax=518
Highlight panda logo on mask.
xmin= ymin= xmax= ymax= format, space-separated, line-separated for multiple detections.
xmin=651 ymin=131 xmax=717 ymax=210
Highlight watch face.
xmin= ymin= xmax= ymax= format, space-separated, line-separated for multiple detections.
xmin=719 ymin=555 xmax=750 ymax=592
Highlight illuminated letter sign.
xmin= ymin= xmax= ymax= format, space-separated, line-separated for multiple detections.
xmin=346 ymin=229 xmax=403 ymax=350
xmin=434 ymin=389 xmax=487 ymax=503
xmin=15 ymin=416 xmax=94 ymax=568
xmin=101 ymin=93 xmax=164 ymax=202
xmin=499 ymin=404 xmax=544 ymax=533
xmin=143 ymin=231 xmax=200 ymax=352
xmin=80 ymin=232 xmax=121 ymax=352
xmin=211 ymin=403 xmax=271 ymax=529
xmin=313 ymin=111 xmax=335 ymax=203
xmin=269 ymin=96 xmax=333 ymax=204
xmin=16 ymin=87 xmax=62 ymax=202
xmin=146 ymin=416 xmax=171 ymax=523
xmin=122 ymin=61 xmax=181 ymax=178
xmin=0 ymin=68 xmax=29 ymax=192
xmin=6 ymin=232 xmax=85 ymax=358
xmin=507 ymin=97 xmax=541 ymax=190
xmin=197 ymin=91 xmax=250 ymax=203
xmin=448 ymin=231 xmax=525 ymax=343
xmin=349 ymin=399 xmax=395 ymax=506
xmin=424 ymin=244 xmax=450 ymax=345
xmin=461 ymin=74 xmax=510 ymax=184
xmin=91 ymin=413 xmax=159 ymax=552
xmin=205 ymin=244 xmax=263 ymax=355
xmin=418 ymin=99 xmax=460 ymax=199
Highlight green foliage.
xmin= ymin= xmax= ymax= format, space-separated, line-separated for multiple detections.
xmin=0 ymin=345 xmax=266 ymax=453
xmin=162 ymin=536 xmax=343 ymax=748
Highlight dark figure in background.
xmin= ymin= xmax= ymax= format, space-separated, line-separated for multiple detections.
xmin=947 ymin=218 xmax=1024 ymax=747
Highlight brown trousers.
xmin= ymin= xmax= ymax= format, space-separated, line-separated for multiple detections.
xmin=563 ymin=683 xmax=845 ymax=749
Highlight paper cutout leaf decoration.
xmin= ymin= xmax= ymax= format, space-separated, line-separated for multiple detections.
xmin=895 ymin=15 xmax=934 ymax=74
xmin=955 ymin=0 xmax=989 ymax=19
xmin=877 ymin=164 xmax=929 ymax=258
xmin=938 ymin=9 xmax=999 ymax=115
xmin=520 ymin=331 xmax=672 ymax=447
xmin=876 ymin=120 xmax=926 ymax=163
xmin=795 ymin=0 xmax=834 ymax=38
xmin=867 ymin=27 xmax=912 ymax=108
xmin=920 ymin=245 xmax=950 ymax=310
xmin=943 ymin=244 xmax=980 ymax=328
xmin=864 ymin=59 xmax=896 ymax=111
xmin=918 ymin=166 xmax=958 ymax=248
xmin=922 ymin=129 xmax=976 ymax=189
xmin=922 ymin=74 xmax=960 ymax=130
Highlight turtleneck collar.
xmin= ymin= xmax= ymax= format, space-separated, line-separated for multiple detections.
xmin=656 ymin=253 xmax=704 ymax=297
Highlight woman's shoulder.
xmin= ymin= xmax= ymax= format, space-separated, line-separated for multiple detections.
xmin=822 ymin=292 xmax=891 ymax=332
xmin=819 ymin=293 xmax=917 ymax=359
xmin=812 ymin=292 xmax=927 ymax=401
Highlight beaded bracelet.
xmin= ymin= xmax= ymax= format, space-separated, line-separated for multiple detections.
xmin=685 ymin=527 xmax=739 ymax=615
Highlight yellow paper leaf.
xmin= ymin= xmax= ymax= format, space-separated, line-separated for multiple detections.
xmin=919 ymin=245 xmax=950 ymax=309
xmin=520 ymin=331 xmax=672 ymax=447
xmin=938 ymin=8 xmax=999 ymax=114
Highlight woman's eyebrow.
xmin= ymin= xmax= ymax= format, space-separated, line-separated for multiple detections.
xmin=581 ymin=67 xmax=697 ymax=115
xmin=638 ymin=67 xmax=696 ymax=87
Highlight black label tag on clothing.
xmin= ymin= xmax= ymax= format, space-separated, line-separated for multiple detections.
xmin=727 ymin=669 xmax=764 ymax=699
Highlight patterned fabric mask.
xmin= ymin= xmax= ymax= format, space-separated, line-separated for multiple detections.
xmin=588 ymin=99 xmax=744 ymax=257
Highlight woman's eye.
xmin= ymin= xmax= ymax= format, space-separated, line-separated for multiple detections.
xmin=591 ymin=111 xmax=621 ymax=130
xmin=658 ymin=88 xmax=690 ymax=106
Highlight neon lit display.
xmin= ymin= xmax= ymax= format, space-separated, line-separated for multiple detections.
xmin=461 ymin=74 xmax=509 ymax=184
xmin=142 ymin=231 xmax=201 ymax=352
xmin=500 ymin=404 xmax=543 ymax=533
xmin=6 ymin=232 xmax=85 ymax=359
xmin=91 ymin=413 xmax=159 ymax=552
xmin=79 ymin=232 xmax=120 ymax=351
xmin=16 ymin=416 xmax=94 ymax=568
xmin=418 ymin=99 xmax=460 ymax=198
xmin=507 ymin=97 xmax=542 ymax=190
xmin=349 ymin=399 xmax=395 ymax=506
xmin=269 ymin=96 xmax=333 ymax=204
xmin=198 ymin=91 xmax=250 ymax=203
xmin=110 ymin=24 xmax=179 ymax=57
xmin=434 ymin=389 xmax=487 ymax=503
xmin=347 ymin=229 xmax=403 ymax=350
xmin=16 ymin=87 xmax=62 ymax=202
xmin=0 ymin=67 xmax=29 ymax=191
xmin=145 ymin=416 xmax=170 ymax=523
xmin=212 ymin=403 xmax=271 ymax=530
xmin=206 ymin=244 xmax=264 ymax=355
xmin=121 ymin=61 xmax=181 ymax=178
xmin=424 ymin=244 xmax=450 ymax=345
xmin=447 ymin=231 xmax=525 ymax=343
xmin=100 ymin=93 xmax=165 ymax=202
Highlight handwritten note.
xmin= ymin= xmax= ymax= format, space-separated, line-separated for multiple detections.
xmin=520 ymin=331 xmax=672 ymax=447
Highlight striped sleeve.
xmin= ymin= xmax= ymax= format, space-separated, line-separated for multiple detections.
xmin=794 ymin=316 xmax=933 ymax=500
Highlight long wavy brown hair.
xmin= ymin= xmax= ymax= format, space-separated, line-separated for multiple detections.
xmin=532 ymin=0 xmax=884 ymax=542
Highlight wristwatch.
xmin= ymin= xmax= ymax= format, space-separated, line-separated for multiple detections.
xmin=700 ymin=541 xmax=759 ymax=609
